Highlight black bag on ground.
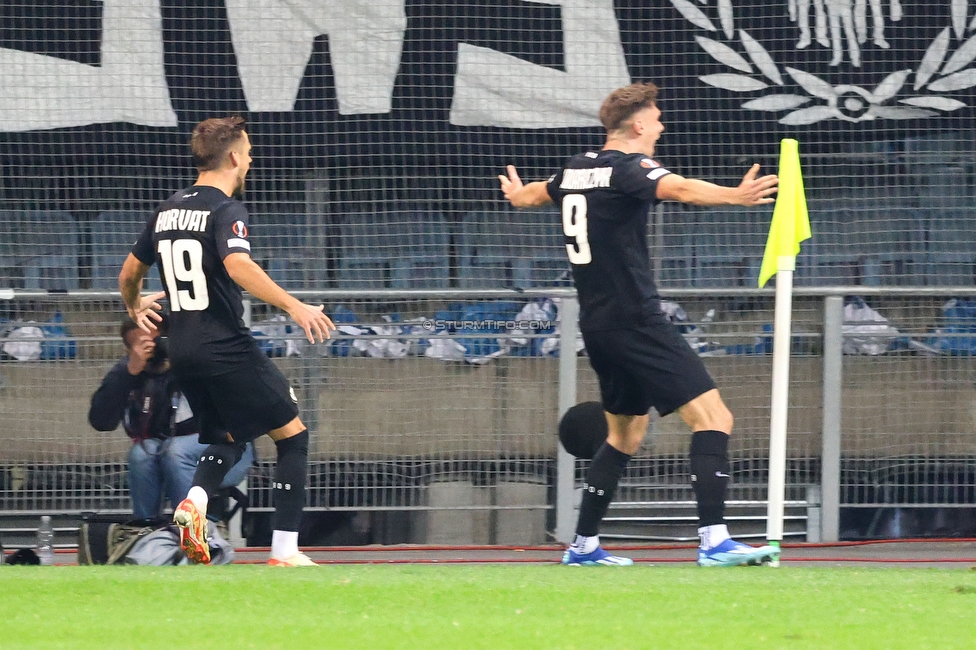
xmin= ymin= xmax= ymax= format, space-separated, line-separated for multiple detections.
xmin=5 ymin=548 xmax=40 ymax=565
xmin=125 ymin=524 xmax=234 ymax=565
xmin=78 ymin=514 xmax=235 ymax=565
xmin=78 ymin=514 xmax=169 ymax=565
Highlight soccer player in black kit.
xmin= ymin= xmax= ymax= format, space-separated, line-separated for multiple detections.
xmin=120 ymin=116 xmax=335 ymax=566
xmin=499 ymin=82 xmax=780 ymax=566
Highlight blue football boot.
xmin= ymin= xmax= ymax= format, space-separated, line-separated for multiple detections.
xmin=561 ymin=546 xmax=634 ymax=566
xmin=697 ymin=539 xmax=779 ymax=567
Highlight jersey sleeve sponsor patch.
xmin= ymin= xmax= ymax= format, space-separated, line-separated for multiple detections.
xmin=214 ymin=202 xmax=252 ymax=260
xmin=612 ymin=155 xmax=671 ymax=202
xmin=226 ymin=219 xmax=251 ymax=250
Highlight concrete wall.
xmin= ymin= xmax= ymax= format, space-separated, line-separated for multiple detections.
xmin=2 ymin=354 xmax=976 ymax=464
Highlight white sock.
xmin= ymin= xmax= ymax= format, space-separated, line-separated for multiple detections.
xmin=187 ymin=486 xmax=209 ymax=514
xmin=698 ymin=524 xmax=730 ymax=550
xmin=271 ymin=530 xmax=299 ymax=560
xmin=570 ymin=534 xmax=600 ymax=554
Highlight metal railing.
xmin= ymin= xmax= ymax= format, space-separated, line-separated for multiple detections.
xmin=1 ymin=287 xmax=974 ymax=544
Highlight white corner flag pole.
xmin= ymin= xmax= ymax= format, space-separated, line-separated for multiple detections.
xmin=766 ymin=256 xmax=795 ymax=564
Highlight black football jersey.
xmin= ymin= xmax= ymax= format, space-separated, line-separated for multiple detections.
xmin=546 ymin=150 xmax=672 ymax=331
xmin=132 ymin=185 xmax=264 ymax=376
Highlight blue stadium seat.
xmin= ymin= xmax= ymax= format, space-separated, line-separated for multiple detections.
xmin=803 ymin=192 xmax=925 ymax=287
xmin=90 ymin=211 xmax=162 ymax=291
xmin=804 ymin=197 xmax=860 ymax=286
xmin=0 ymin=210 xmax=22 ymax=288
xmin=338 ymin=212 xmax=450 ymax=289
xmin=4 ymin=210 xmax=81 ymax=291
xmin=514 ymin=207 xmax=567 ymax=288
xmin=458 ymin=207 xmax=566 ymax=289
xmin=907 ymin=139 xmax=975 ymax=285
xmin=249 ymin=214 xmax=309 ymax=291
xmin=918 ymin=169 xmax=976 ymax=286
xmin=653 ymin=204 xmax=694 ymax=288
xmin=842 ymin=192 xmax=925 ymax=286
xmin=692 ymin=206 xmax=769 ymax=287
xmin=905 ymin=133 xmax=969 ymax=166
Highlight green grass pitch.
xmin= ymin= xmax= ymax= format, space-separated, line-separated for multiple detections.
xmin=1 ymin=565 xmax=975 ymax=649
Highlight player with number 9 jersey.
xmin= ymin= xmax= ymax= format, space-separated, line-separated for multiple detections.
xmin=545 ymin=150 xmax=671 ymax=333
xmin=497 ymin=81 xmax=779 ymax=568
xmin=132 ymin=186 xmax=261 ymax=377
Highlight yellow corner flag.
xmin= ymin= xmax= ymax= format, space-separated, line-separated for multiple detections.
xmin=758 ymin=139 xmax=812 ymax=288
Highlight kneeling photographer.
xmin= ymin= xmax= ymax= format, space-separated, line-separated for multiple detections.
xmin=89 ymin=318 xmax=254 ymax=519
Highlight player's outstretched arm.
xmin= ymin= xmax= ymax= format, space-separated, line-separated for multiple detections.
xmin=223 ymin=253 xmax=336 ymax=343
xmin=119 ymin=253 xmax=164 ymax=333
xmin=656 ymin=164 xmax=778 ymax=207
xmin=498 ymin=165 xmax=553 ymax=208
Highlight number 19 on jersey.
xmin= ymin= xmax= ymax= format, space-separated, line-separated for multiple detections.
xmin=157 ymin=239 xmax=210 ymax=311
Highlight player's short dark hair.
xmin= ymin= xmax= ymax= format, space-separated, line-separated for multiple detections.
xmin=120 ymin=318 xmax=141 ymax=347
xmin=191 ymin=116 xmax=246 ymax=172
xmin=599 ymin=82 xmax=660 ymax=134
xmin=120 ymin=314 xmax=168 ymax=346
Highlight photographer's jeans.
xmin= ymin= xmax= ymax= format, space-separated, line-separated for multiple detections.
xmin=128 ymin=435 xmax=254 ymax=519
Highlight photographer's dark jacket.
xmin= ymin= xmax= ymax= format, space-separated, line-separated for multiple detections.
xmin=88 ymin=360 xmax=197 ymax=440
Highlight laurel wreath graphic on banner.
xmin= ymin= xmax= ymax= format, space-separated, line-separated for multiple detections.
xmin=670 ymin=0 xmax=976 ymax=124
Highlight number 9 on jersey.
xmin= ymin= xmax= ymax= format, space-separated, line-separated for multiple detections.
xmin=562 ymin=194 xmax=592 ymax=265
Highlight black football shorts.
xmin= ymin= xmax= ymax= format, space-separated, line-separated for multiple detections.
xmin=178 ymin=355 xmax=300 ymax=444
xmin=582 ymin=321 xmax=716 ymax=417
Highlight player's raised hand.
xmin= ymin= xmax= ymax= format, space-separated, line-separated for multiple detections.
xmin=289 ymin=303 xmax=336 ymax=343
xmin=497 ymin=165 xmax=553 ymax=208
xmin=128 ymin=291 xmax=165 ymax=334
xmin=498 ymin=165 xmax=524 ymax=203
xmin=736 ymin=164 xmax=779 ymax=205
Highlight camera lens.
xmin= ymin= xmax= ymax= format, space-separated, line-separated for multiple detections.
xmin=151 ymin=336 xmax=169 ymax=362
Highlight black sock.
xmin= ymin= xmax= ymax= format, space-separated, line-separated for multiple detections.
xmin=192 ymin=443 xmax=245 ymax=496
xmin=689 ymin=430 xmax=730 ymax=527
xmin=575 ymin=441 xmax=632 ymax=537
xmin=271 ymin=430 xmax=308 ymax=532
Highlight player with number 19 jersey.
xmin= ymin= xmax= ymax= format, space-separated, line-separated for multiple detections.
xmin=545 ymin=150 xmax=672 ymax=333
xmin=131 ymin=185 xmax=263 ymax=377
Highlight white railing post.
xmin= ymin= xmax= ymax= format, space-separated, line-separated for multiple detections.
xmin=821 ymin=295 xmax=844 ymax=542
xmin=555 ymin=295 xmax=579 ymax=544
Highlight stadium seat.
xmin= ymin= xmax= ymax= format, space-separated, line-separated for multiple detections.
xmin=905 ymin=132 xmax=970 ymax=166
xmin=652 ymin=204 xmax=694 ymax=288
xmin=918 ymin=169 xmax=976 ymax=286
xmin=90 ymin=211 xmax=162 ymax=291
xmin=842 ymin=191 xmax=925 ymax=286
xmin=0 ymin=211 xmax=22 ymax=288
xmin=804 ymin=197 xmax=860 ymax=286
xmin=458 ymin=207 xmax=566 ymax=289
xmin=249 ymin=213 xmax=309 ymax=291
xmin=692 ymin=206 xmax=769 ymax=287
xmin=906 ymin=139 xmax=975 ymax=285
xmin=338 ymin=212 xmax=450 ymax=289
xmin=803 ymin=191 xmax=925 ymax=287
xmin=10 ymin=210 xmax=81 ymax=291
xmin=514 ymin=207 xmax=567 ymax=288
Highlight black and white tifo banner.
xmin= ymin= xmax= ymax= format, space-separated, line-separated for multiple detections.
xmin=0 ymin=0 xmax=973 ymax=132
